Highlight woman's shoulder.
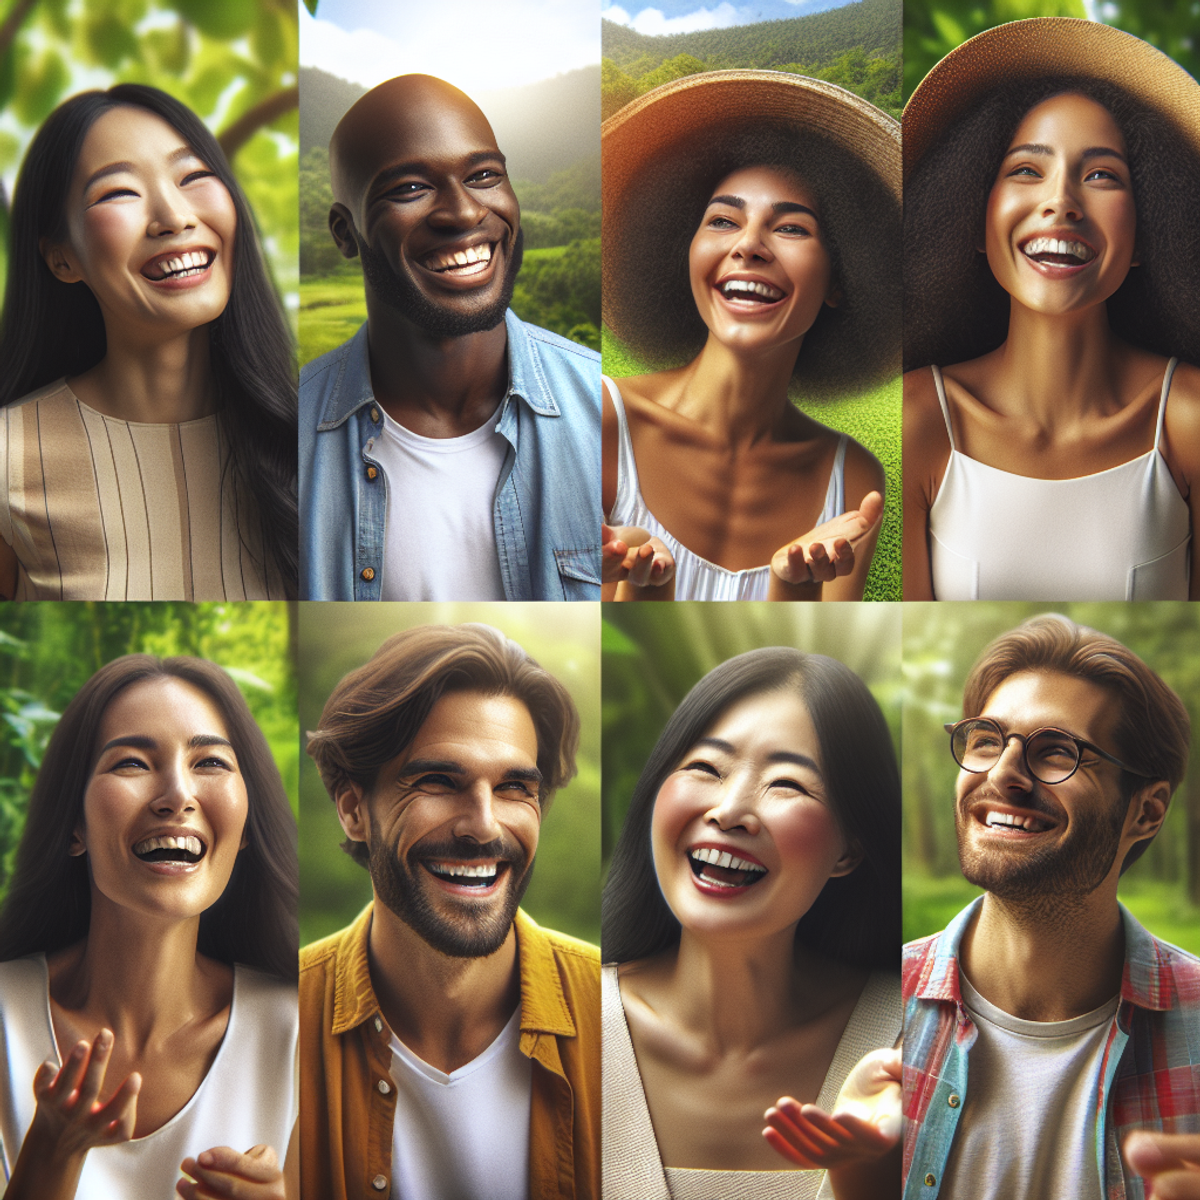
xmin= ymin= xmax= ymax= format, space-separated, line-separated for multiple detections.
xmin=3 ymin=378 xmax=73 ymax=414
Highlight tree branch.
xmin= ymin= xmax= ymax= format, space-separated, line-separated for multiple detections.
xmin=217 ymin=84 xmax=299 ymax=161
xmin=0 ymin=0 xmax=37 ymax=62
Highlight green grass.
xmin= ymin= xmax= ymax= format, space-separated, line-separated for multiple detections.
xmin=904 ymin=870 xmax=1200 ymax=956
xmin=602 ymin=327 xmax=902 ymax=600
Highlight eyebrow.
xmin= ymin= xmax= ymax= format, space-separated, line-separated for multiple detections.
xmin=98 ymin=733 xmax=233 ymax=754
xmin=370 ymin=149 xmax=507 ymax=192
xmin=1004 ymin=143 xmax=1128 ymax=164
xmin=706 ymin=195 xmax=818 ymax=220
xmin=399 ymin=757 xmax=543 ymax=786
xmin=693 ymin=737 xmax=823 ymax=776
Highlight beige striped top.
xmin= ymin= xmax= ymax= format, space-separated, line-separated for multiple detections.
xmin=0 ymin=379 xmax=282 ymax=601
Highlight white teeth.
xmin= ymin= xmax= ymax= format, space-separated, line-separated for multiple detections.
xmin=1023 ymin=237 xmax=1094 ymax=263
xmin=149 ymin=250 xmax=211 ymax=279
xmin=428 ymin=861 xmax=498 ymax=879
xmin=984 ymin=810 xmax=1050 ymax=832
xmin=133 ymin=834 xmax=203 ymax=856
xmin=720 ymin=279 xmax=784 ymax=301
xmin=689 ymin=847 xmax=766 ymax=874
xmin=432 ymin=244 xmax=492 ymax=271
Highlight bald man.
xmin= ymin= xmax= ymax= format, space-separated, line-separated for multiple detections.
xmin=299 ymin=75 xmax=600 ymax=601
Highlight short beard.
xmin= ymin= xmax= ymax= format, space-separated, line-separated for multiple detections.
xmin=955 ymin=786 xmax=1129 ymax=913
xmin=369 ymin=829 xmax=533 ymax=959
xmin=357 ymin=227 xmax=524 ymax=338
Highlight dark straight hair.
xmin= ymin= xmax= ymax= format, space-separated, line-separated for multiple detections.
xmin=0 ymin=655 xmax=298 ymax=981
xmin=602 ymin=647 xmax=900 ymax=970
xmin=0 ymin=84 xmax=298 ymax=595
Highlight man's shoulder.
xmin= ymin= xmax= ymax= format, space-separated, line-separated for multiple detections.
xmin=516 ymin=911 xmax=600 ymax=991
xmin=299 ymin=335 xmax=358 ymax=389
xmin=300 ymin=907 xmax=370 ymax=980
xmin=902 ymin=930 xmax=946 ymax=997
xmin=517 ymin=319 xmax=601 ymax=364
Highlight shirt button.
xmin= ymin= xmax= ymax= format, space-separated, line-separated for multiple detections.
xmin=377 ymin=1078 xmax=391 ymax=1094
xmin=371 ymin=407 xmax=380 ymax=423
xmin=366 ymin=465 xmax=378 ymax=480
xmin=948 ymin=1094 xmax=960 ymax=1108
xmin=372 ymin=1175 xmax=388 ymax=1191
xmin=374 ymin=1016 xmax=384 ymax=1033
xmin=925 ymin=1174 xmax=936 ymax=1187
xmin=361 ymin=567 xmax=376 ymax=582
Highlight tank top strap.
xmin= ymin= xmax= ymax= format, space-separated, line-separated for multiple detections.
xmin=821 ymin=433 xmax=848 ymax=523
xmin=1154 ymin=358 xmax=1180 ymax=451
xmin=930 ymin=365 xmax=958 ymax=452
xmin=602 ymin=375 xmax=644 ymax=516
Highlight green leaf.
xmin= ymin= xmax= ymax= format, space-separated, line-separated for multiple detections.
xmin=304 ymin=0 xmax=318 ymax=14
xmin=13 ymin=50 xmax=70 ymax=126
xmin=83 ymin=13 xmax=138 ymax=68
xmin=175 ymin=0 xmax=257 ymax=41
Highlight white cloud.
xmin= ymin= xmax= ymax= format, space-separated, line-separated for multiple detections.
xmin=602 ymin=3 xmax=742 ymax=34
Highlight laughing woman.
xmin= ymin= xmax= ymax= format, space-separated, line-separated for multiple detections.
xmin=601 ymin=72 xmax=900 ymax=601
xmin=0 ymin=85 xmax=297 ymax=600
xmin=0 ymin=656 xmax=298 ymax=1199
xmin=903 ymin=19 xmax=1200 ymax=600
xmin=602 ymin=648 xmax=901 ymax=1198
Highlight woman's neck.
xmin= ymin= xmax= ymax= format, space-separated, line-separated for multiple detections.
xmin=69 ymin=325 xmax=218 ymax=424
xmin=670 ymin=336 xmax=805 ymax=446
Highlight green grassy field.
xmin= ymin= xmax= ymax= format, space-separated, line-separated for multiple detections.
xmin=602 ymin=328 xmax=902 ymax=601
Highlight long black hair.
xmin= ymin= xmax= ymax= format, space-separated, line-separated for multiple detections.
xmin=0 ymin=85 xmax=298 ymax=595
xmin=604 ymin=123 xmax=901 ymax=401
xmin=602 ymin=647 xmax=900 ymax=970
xmin=905 ymin=76 xmax=1200 ymax=371
xmin=0 ymin=655 xmax=298 ymax=981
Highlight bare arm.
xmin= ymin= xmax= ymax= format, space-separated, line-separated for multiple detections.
xmin=902 ymin=369 xmax=951 ymax=601
xmin=1158 ymin=361 xmax=1200 ymax=600
xmin=824 ymin=439 xmax=886 ymax=602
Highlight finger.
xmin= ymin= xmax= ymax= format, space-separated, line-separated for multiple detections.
xmin=1147 ymin=1170 xmax=1200 ymax=1200
xmin=92 ymin=1071 xmax=140 ymax=1144
xmin=76 ymin=1028 xmax=114 ymax=1111
xmin=601 ymin=523 xmax=615 ymax=545
xmin=804 ymin=545 xmax=836 ymax=584
xmin=195 ymin=1144 xmax=280 ymax=1178
xmin=856 ymin=490 xmax=884 ymax=529
xmin=32 ymin=1058 xmax=59 ymax=1100
xmin=784 ymin=543 xmax=811 ymax=583
xmin=829 ymin=1110 xmax=899 ymax=1150
xmin=627 ymin=542 xmax=656 ymax=588
xmin=47 ymin=1039 xmax=91 ymax=1104
xmin=763 ymin=1124 xmax=822 ymax=1168
xmin=1126 ymin=1131 xmax=1200 ymax=1178
xmin=764 ymin=1104 xmax=842 ymax=1158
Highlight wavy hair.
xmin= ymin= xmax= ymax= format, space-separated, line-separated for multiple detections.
xmin=0 ymin=655 xmax=298 ymax=980
xmin=0 ymin=85 xmax=298 ymax=594
xmin=602 ymin=647 xmax=900 ymax=969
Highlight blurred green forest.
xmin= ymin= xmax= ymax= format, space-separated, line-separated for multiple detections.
xmin=0 ymin=0 xmax=298 ymax=319
xmin=298 ymin=603 xmax=600 ymax=949
xmin=601 ymin=603 xmax=901 ymax=872
xmin=903 ymin=0 xmax=1199 ymax=102
xmin=601 ymin=331 xmax=901 ymax=602
xmin=602 ymin=0 xmax=902 ymax=121
xmin=904 ymin=603 xmax=1200 ymax=954
xmin=0 ymin=601 xmax=298 ymax=907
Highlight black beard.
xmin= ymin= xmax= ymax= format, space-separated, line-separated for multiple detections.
xmin=368 ymin=829 xmax=533 ymax=959
xmin=955 ymin=786 xmax=1129 ymax=910
xmin=357 ymin=227 xmax=524 ymax=338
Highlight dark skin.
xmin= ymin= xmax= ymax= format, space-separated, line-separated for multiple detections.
xmin=327 ymin=74 xmax=519 ymax=438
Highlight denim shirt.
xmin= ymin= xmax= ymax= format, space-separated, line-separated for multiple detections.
xmin=299 ymin=311 xmax=601 ymax=600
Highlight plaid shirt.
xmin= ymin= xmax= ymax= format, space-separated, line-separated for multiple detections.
xmin=903 ymin=898 xmax=1200 ymax=1200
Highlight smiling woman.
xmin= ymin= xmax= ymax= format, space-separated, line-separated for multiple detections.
xmin=0 ymin=655 xmax=298 ymax=1200
xmin=0 ymin=85 xmax=298 ymax=601
xmin=902 ymin=19 xmax=1200 ymax=601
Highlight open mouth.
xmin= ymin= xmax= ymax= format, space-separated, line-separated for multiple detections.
xmin=423 ymin=243 xmax=495 ymax=278
xmin=717 ymin=278 xmax=785 ymax=304
xmin=1021 ymin=237 xmax=1096 ymax=267
xmin=688 ymin=847 xmax=768 ymax=889
xmin=142 ymin=249 xmax=215 ymax=282
xmin=979 ymin=808 xmax=1055 ymax=835
xmin=423 ymin=859 xmax=506 ymax=888
xmin=132 ymin=834 xmax=206 ymax=864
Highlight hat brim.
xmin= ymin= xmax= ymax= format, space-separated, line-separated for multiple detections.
xmin=903 ymin=17 xmax=1200 ymax=180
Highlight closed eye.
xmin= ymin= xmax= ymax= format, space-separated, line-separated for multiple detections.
xmin=705 ymin=215 xmax=739 ymax=231
xmin=94 ymin=187 xmax=138 ymax=204
xmin=112 ymin=756 xmax=149 ymax=770
xmin=182 ymin=169 xmax=217 ymax=185
xmin=683 ymin=760 xmax=721 ymax=777
xmin=196 ymin=755 xmax=235 ymax=770
xmin=467 ymin=168 xmax=505 ymax=186
xmin=775 ymin=222 xmax=813 ymax=237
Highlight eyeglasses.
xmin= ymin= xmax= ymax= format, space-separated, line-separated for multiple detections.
xmin=944 ymin=717 xmax=1150 ymax=785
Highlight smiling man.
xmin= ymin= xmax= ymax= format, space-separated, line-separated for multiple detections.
xmin=299 ymin=74 xmax=600 ymax=601
xmin=903 ymin=614 xmax=1200 ymax=1200
xmin=299 ymin=624 xmax=599 ymax=1200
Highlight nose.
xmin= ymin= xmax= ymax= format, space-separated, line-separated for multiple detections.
xmin=985 ymin=736 xmax=1035 ymax=793
xmin=151 ymin=761 xmax=197 ymax=814
xmin=428 ymin=181 xmax=488 ymax=230
xmin=703 ymin=778 xmax=762 ymax=835
xmin=146 ymin=184 xmax=197 ymax=238
xmin=451 ymin=782 xmax=505 ymax=844
xmin=730 ymin=220 xmax=772 ymax=264
xmin=1041 ymin=166 xmax=1083 ymax=223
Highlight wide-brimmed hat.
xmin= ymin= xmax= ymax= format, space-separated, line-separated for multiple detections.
xmin=601 ymin=70 xmax=900 ymax=393
xmin=904 ymin=17 xmax=1200 ymax=181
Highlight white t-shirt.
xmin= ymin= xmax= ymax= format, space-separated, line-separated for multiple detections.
xmin=373 ymin=405 xmax=508 ymax=601
xmin=939 ymin=972 xmax=1120 ymax=1200
xmin=388 ymin=1004 xmax=532 ymax=1200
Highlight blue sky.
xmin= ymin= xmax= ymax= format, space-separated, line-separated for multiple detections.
xmin=601 ymin=0 xmax=855 ymax=37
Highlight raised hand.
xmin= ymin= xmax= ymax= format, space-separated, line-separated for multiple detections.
xmin=770 ymin=491 xmax=884 ymax=588
xmin=6 ymin=1029 xmax=141 ymax=1200
xmin=177 ymin=1144 xmax=286 ymax=1200
xmin=1124 ymin=1131 xmax=1200 ymax=1199
xmin=602 ymin=523 xmax=675 ymax=591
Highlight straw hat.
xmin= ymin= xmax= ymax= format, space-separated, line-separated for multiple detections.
xmin=601 ymin=70 xmax=900 ymax=391
xmin=903 ymin=17 xmax=1200 ymax=180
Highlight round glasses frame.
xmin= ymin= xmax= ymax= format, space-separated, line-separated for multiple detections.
xmin=944 ymin=717 xmax=1152 ymax=785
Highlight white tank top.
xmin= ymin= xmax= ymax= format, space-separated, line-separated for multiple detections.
xmin=604 ymin=377 xmax=846 ymax=601
xmin=928 ymin=360 xmax=1191 ymax=601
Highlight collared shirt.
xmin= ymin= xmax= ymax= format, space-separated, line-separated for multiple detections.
xmin=902 ymin=898 xmax=1200 ymax=1200
xmin=299 ymin=903 xmax=601 ymax=1200
xmin=299 ymin=313 xmax=601 ymax=601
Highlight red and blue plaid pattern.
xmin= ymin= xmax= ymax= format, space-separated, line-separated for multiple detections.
xmin=902 ymin=899 xmax=1200 ymax=1200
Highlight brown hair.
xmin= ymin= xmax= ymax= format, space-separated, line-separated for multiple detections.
xmin=962 ymin=614 xmax=1190 ymax=871
xmin=307 ymin=624 xmax=580 ymax=867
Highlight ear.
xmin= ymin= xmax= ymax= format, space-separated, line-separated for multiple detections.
xmin=328 ymin=204 xmax=360 ymax=261
xmin=824 ymin=280 xmax=841 ymax=310
xmin=335 ymin=780 xmax=370 ymax=846
xmin=829 ymin=838 xmax=863 ymax=878
xmin=1124 ymin=780 xmax=1170 ymax=843
xmin=40 ymin=237 xmax=83 ymax=284
xmin=68 ymin=827 xmax=87 ymax=857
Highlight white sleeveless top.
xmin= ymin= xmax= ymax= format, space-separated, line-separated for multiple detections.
xmin=0 ymin=955 xmax=297 ymax=1197
xmin=928 ymin=360 xmax=1191 ymax=600
xmin=605 ymin=377 xmax=846 ymax=601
